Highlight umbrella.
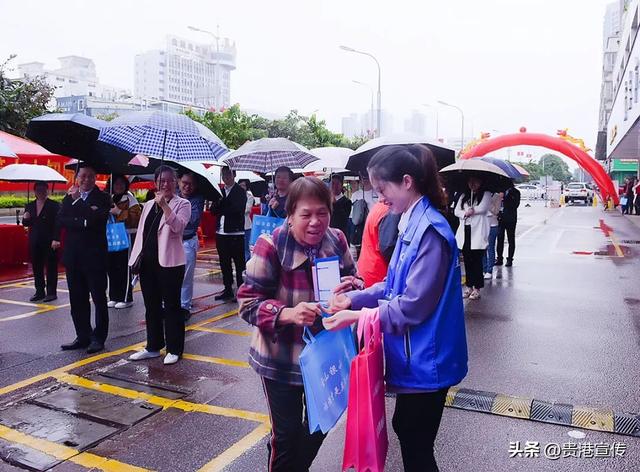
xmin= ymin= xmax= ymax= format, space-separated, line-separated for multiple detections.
xmin=26 ymin=113 xmax=139 ymax=174
xmin=304 ymin=147 xmax=354 ymax=174
xmin=173 ymin=161 xmax=222 ymax=201
xmin=511 ymin=163 xmax=530 ymax=178
xmin=440 ymin=159 xmax=512 ymax=193
xmin=0 ymin=137 xmax=18 ymax=159
xmin=346 ymin=134 xmax=456 ymax=174
xmin=222 ymin=137 xmax=318 ymax=173
xmin=479 ymin=156 xmax=525 ymax=182
xmin=0 ymin=130 xmax=68 ymax=161
xmin=98 ymin=111 xmax=229 ymax=163
xmin=0 ymin=163 xmax=67 ymax=183
xmin=207 ymin=163 xmax=267 ymax=197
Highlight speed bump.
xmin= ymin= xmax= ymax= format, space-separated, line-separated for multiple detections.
xmin=613 ymin=412 xmax=640 ymax=436
xmin=571 ymin=405 xmax=614 ymax=432
xmin=530 ymin=400 xmax=572 ymax=425
xmin=491 ymin=394 xmax=531 ymax=419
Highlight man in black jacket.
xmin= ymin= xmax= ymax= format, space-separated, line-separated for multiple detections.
xmin=22 ymin=182 xmax=60 ymax=302
xmin=495 ymin=184 xmax=521 ymax=267
xmin=53 ymin=165 xmax=111 ymax=353
xmin=329 ymin=174 xmax=352 ymax=242
xmin=212 ymin=167 xmax=247 ymax=301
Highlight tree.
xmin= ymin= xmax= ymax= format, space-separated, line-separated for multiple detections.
xmin=519 ymin=161 xmax=541 ymax=180
xmin=0 ymin=55 xmax=56 ymax=137
xmin=185 ymin=105 xmax=268 ymax=150
xmin=538 ymin=154 xmax=572 ymax=182
xmin=96 ymin=112 xmax=119 ymax=122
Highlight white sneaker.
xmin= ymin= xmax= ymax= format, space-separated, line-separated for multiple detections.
xmin=128 ymin=349 xmax=161 ymax=361
xmin=115 ymin=301 xmax=134 ymax=309
xmin=484 ymin=272 xmax=493 ymax=280
xmin=469 ymin=289 xmax=481 ymax=300
xmin=462 ymin=287 xmax=473 ymax=298
xmin=107 ymin=301 xmax=117 ymax=308
xmin=163 ymin=353 xmax=180 ymax=365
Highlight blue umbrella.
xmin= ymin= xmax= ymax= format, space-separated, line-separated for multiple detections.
xmin=479 ymin=156 xmax=524 ymax=182
xmin=98 ymin=111 xmax=229 ymax=163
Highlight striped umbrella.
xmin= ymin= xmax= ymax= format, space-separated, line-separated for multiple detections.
xmin=98 ymin=111 xmax=228 ymax=163
xmin=222 ymin=137 xmax=318 ymax=173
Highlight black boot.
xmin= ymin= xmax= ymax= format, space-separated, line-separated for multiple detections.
xmin=494 ymin=258 xmax=503 ymax=266
xmin=505 ymin=258 xmax=513 ymax=267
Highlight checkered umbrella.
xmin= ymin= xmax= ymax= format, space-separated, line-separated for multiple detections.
xmin=98 ymin=111 xmax=229 ymax=163
xmin=221 ymin=137 xmax=318 ymax=173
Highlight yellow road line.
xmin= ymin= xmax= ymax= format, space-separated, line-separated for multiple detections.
xmin=0 ymin=298 xmax=55 ymax=309
xmin=198 ymin=423 xmax=270 ymax=472
xmin=194 ymin=269 xmax=221 ymax=279
xmin=0 ymin=424 xmax=151 ymax=472
xmin=609 ymin=233 xmax=625 ymax=257
xmin=18 ymin=283 xmax=70 ymax=293
xmin=186 ymin=309 xmax=238 ymax=330
xmin=190 ymin=326 xmax=251 ymax=337
xmin=55 ymin=373 xmax=269 ymax=423
xmin=0 ymin=303 xmax=71 ymax=322
xmin=0 ymin=309 xmax=236 ymax=396
xmin=182 ymin=353 xmax=249 ymax=369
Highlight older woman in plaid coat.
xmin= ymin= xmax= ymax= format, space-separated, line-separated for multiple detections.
xmin=238 ymin=177 xmax=361 ymax=472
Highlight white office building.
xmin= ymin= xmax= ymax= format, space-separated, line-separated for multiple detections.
xmin=403 ymin=110 xmax=427 ymax=136
xmin=17 ymin=56 xmax=130 ymax=101
xmin=135 ymin=34 xmax=237 ymax=110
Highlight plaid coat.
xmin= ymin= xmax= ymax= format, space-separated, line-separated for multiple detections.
xmin=238 ymin=224 xmax=357 ymax=385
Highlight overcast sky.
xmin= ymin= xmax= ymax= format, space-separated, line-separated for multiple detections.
xmin=1 ymin=0 xmax=613 ymax=167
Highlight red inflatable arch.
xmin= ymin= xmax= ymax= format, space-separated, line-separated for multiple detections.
xmin=461 ymin=129 xmax=618 ymax=205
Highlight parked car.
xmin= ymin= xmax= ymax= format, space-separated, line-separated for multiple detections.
xmin=565 ymin=182 xmax=594 ymax=205
xmin=516 ymin=183 xmax=543 ymax=200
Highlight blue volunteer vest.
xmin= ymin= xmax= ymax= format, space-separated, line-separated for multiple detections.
xmin=383 ymin=196 xmax=468 ymax=390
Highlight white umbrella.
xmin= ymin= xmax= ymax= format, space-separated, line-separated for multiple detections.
xmin=207 ymin=164 xmax=264 ymax=183
xmin=305 ymin=147 xmax=354 ymax=174
xmin=0 ymin=164 xmax=67 ymax=183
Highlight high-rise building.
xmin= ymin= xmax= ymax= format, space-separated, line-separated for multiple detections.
xmin=403 ymin=110 xmax=427 ymax=136
xmin=135 ymin=34 xmax=237 ymax=110
xmin=18 ymin=56 xmax=130 ymax=101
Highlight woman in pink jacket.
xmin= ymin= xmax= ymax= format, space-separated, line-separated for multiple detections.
xmin=128 ymin=165 xmax=191 ymax=365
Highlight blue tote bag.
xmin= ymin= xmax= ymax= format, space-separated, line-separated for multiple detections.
xmin=106 ymin=215 xmax=130 ymax=252
xmin=299 ymin=325 xmax=357 ymax=434
xmin=249 ymin=215 xmax=285 ymax=245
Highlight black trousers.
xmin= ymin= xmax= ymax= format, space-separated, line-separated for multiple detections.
xmin=496 ymin=221 xmax=517 ymax=261
xmin=462 ymin=225 xmax=485 ymax=289
xmin=392 ymin=388 xmax=448 ymax=472
xmin=261 ymin=377 xmax=326 ymax=472
xmin=30 ymin=243 xmax=58 ymax=296
xmin=139 ymin=258 xmax=185 ymax=355
xmin=216 ymin=234 xmax=245 ymax=292
xmin=65 ymin=260 xmax=109 ymax=344
xmin=107 ymin=249 xmax=133 ymax=303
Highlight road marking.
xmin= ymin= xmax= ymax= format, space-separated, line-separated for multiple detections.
xmin=182 ymin=353 xmax=249 ymax=369
xmin=194 ymin=269 xmax=222 ymax=279
xmin=609 ymin=233 xmax=625 ymax=257
xmin=54 ymin=373 xmax=269 ymax=424
xmin=187 ymin=310 xmax=238 ymax=330
xmin=198 ymin=423 xmax=270 ymax=472
xmin=190 ymin=326 xmax=251 ymax=337
xmin=0 ymin=309 xmax=238 ymax=397
xmin=0 ymin=302 xmax=71 ymax=322
xmin=0 ymin=297 xmax=55 ymax=309
xmin=18 ymin=283 xmax=70 ymax=293
xmin=0 ymin=424 xmax=150 ymax=472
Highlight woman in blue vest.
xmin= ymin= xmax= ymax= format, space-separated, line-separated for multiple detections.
xmin=325 ymin=144 xmax=468 ymax=472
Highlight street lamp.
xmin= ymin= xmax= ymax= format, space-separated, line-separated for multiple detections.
xmin=340 ymin=45 xmax=381 ymax=137
xmin=438 ymin=100 xmax=465 ymax=156
xmin=422 ymin=104 xmax=439 ymax=142
xmin=353 ymin=80 xmax=375 ymax=135
xmin=189 ymin=25 xmax=221 ymax=110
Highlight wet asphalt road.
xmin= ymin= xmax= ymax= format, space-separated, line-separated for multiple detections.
xmin=0 ymin=200 xmax=639 ymax=471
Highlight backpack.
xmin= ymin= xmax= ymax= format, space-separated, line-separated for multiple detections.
xmin=351 ymin=197 xmax=369 ymax=227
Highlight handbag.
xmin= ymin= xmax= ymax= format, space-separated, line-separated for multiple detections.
xmin=299 ymin=325 xmax=357 ymax=434
xmin=106 ymin=215 xmax=130 ymax=252
xmin=342 ymin=308 xmax=388 ymax=472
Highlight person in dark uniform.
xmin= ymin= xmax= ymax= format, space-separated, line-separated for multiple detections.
xmin=329 ymin=174 xmax=352 ymax=242
xmin=54 ymin=165 xmax=111 ymax=354
xmin=22 ymin=182 xmax=60 ymax=302
xmin=211 ymin=167 xmax=247 ymax=301
xmin=495 ymin=183 xmax=521 ymax=267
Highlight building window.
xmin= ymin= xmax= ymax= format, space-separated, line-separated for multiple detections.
xmin=635 ymin=65 xmax=639 ymax=104
xmin=78 ymin=99 xmax=85 ymax=111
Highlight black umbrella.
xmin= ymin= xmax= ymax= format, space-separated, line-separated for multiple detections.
xmin=440 ymin=160 xmax=512 ymax=193
xmin=345 ymin=134 xmax=456 ymax=174
xmin=26 ymin=113 xmax=146 ymax=174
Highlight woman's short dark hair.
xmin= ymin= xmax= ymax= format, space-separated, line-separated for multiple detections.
xmin=154 ymin=165 xmax=177 ymax=182
xmin=367 ymin=144 xmax=447 ymax=210
xmin=238 ymin=178 xmax=251 ymax=187
xmin=108 ymin=174 xmax=130 ymax=193
xmin=275 ymin=166 xmax=295 ymax=182
xmin=285 ymin=177 xmax=333 ymax=215
xmin=33 ymin=181 xmax=49 ymax=191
